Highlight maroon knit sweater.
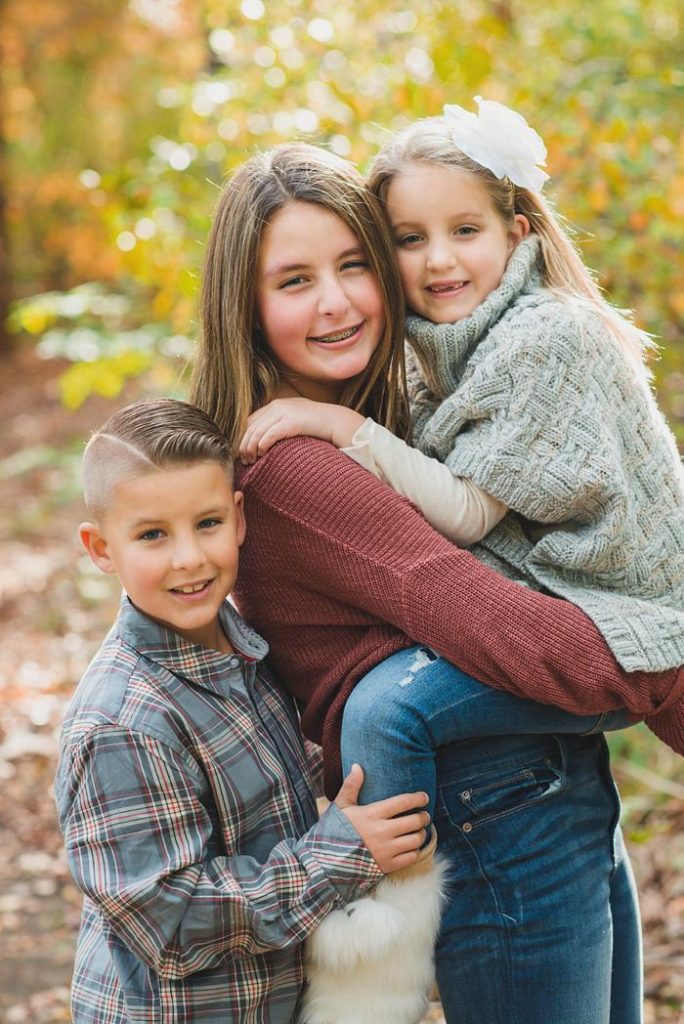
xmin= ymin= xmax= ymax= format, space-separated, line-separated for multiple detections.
xmin=234 ymin=438 xmax=684 ymax=798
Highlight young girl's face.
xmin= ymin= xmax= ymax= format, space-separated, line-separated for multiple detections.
xmin=256 ymin=201 xmax=386 ymax=402
xmin=386 ymin=162 xmax=529 ymax=324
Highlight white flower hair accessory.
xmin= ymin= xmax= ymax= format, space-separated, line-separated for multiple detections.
xmin=442 ymin=96 xmax=550 ymax=193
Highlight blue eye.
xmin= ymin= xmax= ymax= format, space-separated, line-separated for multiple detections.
xmin=396 ymin=233 xmax=422 ymax=247
xmin=279 ymin=275 xmax=307 ymax=289
xmin=341 ymin=258 xmax=369 ymax=271
xmin=456 ymin=225 xmax=477 ymax=237
xmin=138 ymin=529 xmax=164 ymax=541
xmin=198 ymin=517 xmax=222 ymax=529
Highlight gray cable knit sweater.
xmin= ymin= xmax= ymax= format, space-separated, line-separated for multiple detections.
xmin=406 ymin=235 xmax=684 ymax=672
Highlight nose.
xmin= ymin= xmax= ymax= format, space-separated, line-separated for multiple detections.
xmin=170 ymin=531 xmax=205 ymax=571
xmin=425 ymin=238 xmax=457 ymax=273
xmin=317 ymin=274 xmax=351 ymax=318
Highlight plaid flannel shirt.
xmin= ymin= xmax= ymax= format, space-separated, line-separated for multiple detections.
xmin=55 ymin=597 xmax=381 ymax=1023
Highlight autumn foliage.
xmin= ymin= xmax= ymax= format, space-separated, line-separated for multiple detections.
xmin=2 ymin=0 xmax=682 ymax=433
xmin=0 ymin=5 xmax=683 ymax=1020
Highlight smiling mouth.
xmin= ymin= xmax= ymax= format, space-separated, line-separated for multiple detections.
xmin=171 ymin=580 xmax=212 ymax=595
xmin=309 ymin=323 xmax=361 ymax=344
xmin=426 ymin=282 xmax=468 ymax=295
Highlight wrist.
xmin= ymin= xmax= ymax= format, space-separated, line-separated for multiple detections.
xmin=330 ymin=408 xmax=366 ymax=448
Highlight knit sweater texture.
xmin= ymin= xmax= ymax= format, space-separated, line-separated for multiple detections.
xmin=233 ymin=439 xmax=684 ymax=797
xmin=407 ymin=235 xmax=684 ymax=672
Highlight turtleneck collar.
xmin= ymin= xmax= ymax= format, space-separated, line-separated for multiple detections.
xmin=405 ymin=234 xmax=543 ymax=398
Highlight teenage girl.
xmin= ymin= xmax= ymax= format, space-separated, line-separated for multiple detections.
xmin=191 ymin=141 xmax=684 ymax=1024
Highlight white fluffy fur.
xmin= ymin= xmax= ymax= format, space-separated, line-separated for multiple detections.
xmin=300 ymin=857 xmax=448 ymax=1024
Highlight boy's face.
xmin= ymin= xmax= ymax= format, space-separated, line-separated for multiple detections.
xmin=80 ymin=461 xmax=245 ymax=651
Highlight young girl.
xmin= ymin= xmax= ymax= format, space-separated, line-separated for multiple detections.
xmin=191 ymin=141 xmax=684 ymax=1024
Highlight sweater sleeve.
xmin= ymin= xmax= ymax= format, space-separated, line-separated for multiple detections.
xmin=242 ymin=438 xmax=684 ymax=739
xmin=341 ymin=418 xmax=507 ymax=546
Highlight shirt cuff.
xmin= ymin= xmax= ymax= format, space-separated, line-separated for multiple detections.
xmin=302 ymin=802 xmax=383 ymax=906
xmin=340 ymin=418 xmax=380 ymax=476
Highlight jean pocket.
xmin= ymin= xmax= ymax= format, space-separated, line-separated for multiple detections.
xmin=437 ymin=748 xmax=566 ymax=834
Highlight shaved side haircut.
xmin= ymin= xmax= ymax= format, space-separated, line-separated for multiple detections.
xmin=82 ymin=398 xmax=234 ymax=522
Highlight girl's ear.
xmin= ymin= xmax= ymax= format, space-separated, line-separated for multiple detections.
xmin=508 ymin=214 xmax=531 ymax=250
xmin=79 ymin=522 xmax=118 ymax=575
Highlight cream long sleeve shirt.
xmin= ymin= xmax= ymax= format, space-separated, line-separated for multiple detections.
xmin=341 ymin=418 xmax=507 ymax=547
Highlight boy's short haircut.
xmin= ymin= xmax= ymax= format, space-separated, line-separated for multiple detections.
xmin=82 ymin=398 xmax=234 ymax=522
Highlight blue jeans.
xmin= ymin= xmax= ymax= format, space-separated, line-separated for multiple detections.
xmin=340 ymin=647 xmax=641 ymax=1024
xmin=340 ymin=646 xmax=631 ymax=814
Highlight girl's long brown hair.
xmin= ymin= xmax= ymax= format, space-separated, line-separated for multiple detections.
xmin=191 ymin=143 xmax=409 ymax=452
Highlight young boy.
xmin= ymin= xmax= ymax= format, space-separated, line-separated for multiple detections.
xmin=55 ymin=398 xmax=429 ymax=1024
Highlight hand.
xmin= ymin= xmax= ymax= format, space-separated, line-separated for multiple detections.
xmin=239 ymin=398 xmax=365 ymax=464
xmin=334 ymin=764 xmax=430 ymax=875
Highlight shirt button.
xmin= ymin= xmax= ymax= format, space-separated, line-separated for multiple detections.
xmin=462 ymin=821 xmax=473 ymax=834
xmin=228 ymin=656 xmax=240 ymax=668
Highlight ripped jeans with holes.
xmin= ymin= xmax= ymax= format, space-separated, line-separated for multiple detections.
xmin=340 ymin=645 xmax=631 ymax=816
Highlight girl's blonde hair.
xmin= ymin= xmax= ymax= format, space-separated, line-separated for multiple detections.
xmin=191 ymin=143 xmax=408 ymax=452
xmin=368 ymin=117 xmax=653 ymax=372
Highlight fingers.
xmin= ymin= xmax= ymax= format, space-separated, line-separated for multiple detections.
xmin=240 ymin=405 xmax=282 ymax=460
xmin=392 ymin=809 xmax=431 ymax=836
xmin=240 ymin=397 xmax=329 ymax=463
xmin=373 ymin=790 xmax=429 ymax=819
xmin=239 ymin=413 xmax=283 ymax=464
xmin=383 ymin=846 xmax=424 ymax=872
xmin=367 ymin=827 xmax=428 ymax=874
xmin=340 ymin=802 xmax=431 ymax=873
xmin=385 ymin=824 xmax=428 ymax=852
xmin=334 ymin=763 xmax=364 ymax=809
xmin=400 ymin=828 xmax=428 ymax=857
xmin=239 ymin=422 xmax=262 ymax=464
xmin=249 ymin=423 xmax=282 ymax=459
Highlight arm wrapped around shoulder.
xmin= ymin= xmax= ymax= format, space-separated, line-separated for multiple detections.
xmin=237 ymin=438 xmax=684 ymax=753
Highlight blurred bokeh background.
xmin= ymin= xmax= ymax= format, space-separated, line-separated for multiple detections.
xmin=0 ymin=1 xmax=682 ymax=1021
xmin=3 ymin=0 xmax=683 ymax=426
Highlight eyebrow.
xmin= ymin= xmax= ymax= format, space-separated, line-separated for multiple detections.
xmin=128 ymin=505 xmax=232 ymax=529
xmin=392 ymin=212 xmax=487 ymax=228
xmin=262 ymin=246 xmax=366 ymax=279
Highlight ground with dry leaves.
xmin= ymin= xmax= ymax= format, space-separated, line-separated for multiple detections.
xmin=0 ymin=347 xmax=682 ymax=1023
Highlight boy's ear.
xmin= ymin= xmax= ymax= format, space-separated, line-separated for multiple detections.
xmin=79 ymin=522 xmax=118 ymax=575
xmin=233 ymin=491 xmax=247 ymax=547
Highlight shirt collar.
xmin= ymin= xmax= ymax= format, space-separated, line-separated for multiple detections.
xmin=115 ymin=594 xmax=269 ymax=697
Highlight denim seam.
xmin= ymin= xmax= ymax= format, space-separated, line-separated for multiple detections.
xmin=580 ymin=710 xmax=609 ymax=735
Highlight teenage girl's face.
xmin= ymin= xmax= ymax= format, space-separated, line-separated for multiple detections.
xmin=256 ymin=201 xmax=385 ymax=402
xmin=386 ymin=162 xmax=529 ymax=324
